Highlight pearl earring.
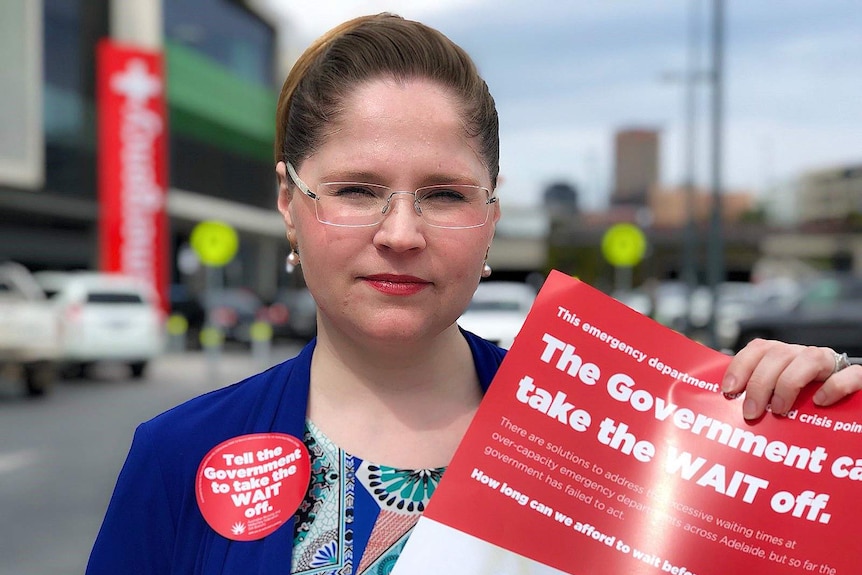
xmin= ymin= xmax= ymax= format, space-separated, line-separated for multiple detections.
xmin=285 ymin=249 xmax=300 ymax=273
xmin=482 ymin=263 xmax=492 ymax=278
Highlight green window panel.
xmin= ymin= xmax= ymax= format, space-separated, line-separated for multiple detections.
xmin=165 ymin=41 xmax=276 ymax=160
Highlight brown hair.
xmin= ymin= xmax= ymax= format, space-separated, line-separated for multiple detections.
xmin=274 ymin=13 xmax=499 ymax=186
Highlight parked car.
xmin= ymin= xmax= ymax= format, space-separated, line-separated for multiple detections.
xmin=613 ymin=280 xmax=698 ymax=331
xmin=269 ymin=287 xmax=317 ymax=342
xmin=458 ymin=281 xmax=537 ymax=349
xmin=33 ymin=271 xmax=165 ymax=378
xmin=0 ymin=262 xmax=60 ymax=396
xmin=732 ymin=274 xmax=862 ymax=355
xmin=713 ymin=277 xmax=805 ymax=350
xmin=201 ymin=287 xmax=271 ymax=346
xmin=614 ymin=279 xmax=804 ymax=350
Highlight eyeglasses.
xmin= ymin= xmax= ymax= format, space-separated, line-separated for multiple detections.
xmin=286 ymin=162 xmax=497 ymax=229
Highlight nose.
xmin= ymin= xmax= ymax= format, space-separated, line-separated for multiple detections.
xmin=381 ymin=191 xmax=421 ymax=218
xmin=373 ymin=192 xmax=426 ymax=252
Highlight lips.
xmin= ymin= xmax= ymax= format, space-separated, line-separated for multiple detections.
xmin=363 ymin=274 xmax=431 ymax=296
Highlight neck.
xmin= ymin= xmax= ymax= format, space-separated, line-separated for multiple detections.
xmin=311 ymin=321 xmax=474 ymax=397
xmin=306 ymin=322 xmax=483 ymax=467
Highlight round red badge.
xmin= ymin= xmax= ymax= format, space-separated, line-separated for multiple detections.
xmin=196 ymin=433 xmax=310 ymax=541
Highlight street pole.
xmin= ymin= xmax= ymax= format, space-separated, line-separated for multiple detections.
xmin=706 ymin=0 xmax=725 ymax=349
xmin=681 ymin=0 xmax=702 ymax=336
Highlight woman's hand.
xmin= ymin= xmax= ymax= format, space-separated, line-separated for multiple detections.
xmin=722 ymin=338 xmax=862 ymax=420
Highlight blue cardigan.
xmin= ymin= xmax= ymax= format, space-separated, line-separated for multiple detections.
xmin=86 ymin=331 xmax=506 ymax=575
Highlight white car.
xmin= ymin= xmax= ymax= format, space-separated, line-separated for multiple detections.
xmin=0 ymin=261 xmax=61 ymax=396
xmin=458 ymin=281 xmax=537 ymax=349
xmin=34 ymin=271 xmax=165 ymax=378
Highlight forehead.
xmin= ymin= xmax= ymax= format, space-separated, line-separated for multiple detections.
xmin=346 ymin=76 xmax=461 ymax=119
xmin=310 ymin=77 xmax=486 ymax=182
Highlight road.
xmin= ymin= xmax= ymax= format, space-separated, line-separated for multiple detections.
xmin=0 ymin=342 xmax=303 ymax=575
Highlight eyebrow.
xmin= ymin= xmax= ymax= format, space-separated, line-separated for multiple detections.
xmin=319 ymin=170 xmax=482 ymax=188
xmin=319 ymin=170 xmax=382 ymax=184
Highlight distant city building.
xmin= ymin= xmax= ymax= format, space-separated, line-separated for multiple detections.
xmin=648 ymin=185 xmax=755 ymax=228
xmin=745 ymin=162 xmax=862 ymax=275
xmin=796 ymin=164 xmax=862 ymax=223
xmin=611 ymin=128 xmax=660 ymax=207
xmin=542 ymin=181 xmax=579 ymax=217
xmin=489 ymin=203 xmax=549 ymax=278
xmin=761 ymin=178 xmax=800 ymax=225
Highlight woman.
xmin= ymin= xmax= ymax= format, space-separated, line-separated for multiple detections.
xmin=86 ymin=13 xmax=861 ymax=575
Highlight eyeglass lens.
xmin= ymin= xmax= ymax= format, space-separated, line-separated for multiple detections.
xmin=314 ymin=182 xmax=493 ymax=228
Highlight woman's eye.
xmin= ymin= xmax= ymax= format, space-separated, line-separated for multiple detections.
xmin=422 ymin=187 xmax=469 ymax=203
xmin=332 ymin=184 xmax=381 ymax=198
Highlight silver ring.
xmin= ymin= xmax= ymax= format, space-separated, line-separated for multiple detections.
xmin=833 ymin=351 xmax=851 ymax=375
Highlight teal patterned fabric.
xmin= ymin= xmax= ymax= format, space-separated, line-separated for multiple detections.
xmin=292 ymin=421 xmax=445 ymax=574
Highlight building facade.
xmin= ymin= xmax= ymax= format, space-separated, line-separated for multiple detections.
xmin=0 ymin=0 xmax=290 ymax=306
xmin=610 ymin=128 xmax=660 ymax=207
xmin=796 ymin=164 xmax=862 ymax=224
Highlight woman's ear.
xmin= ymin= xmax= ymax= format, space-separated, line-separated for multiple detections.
xmin=275 ymin=161 xmax=296 ymax=234
xmin=275 ymin=162 xmax=296 ymax=243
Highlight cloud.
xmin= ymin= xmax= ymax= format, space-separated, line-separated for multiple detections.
xmin=254 ymin=0 xmax=488 ymax=44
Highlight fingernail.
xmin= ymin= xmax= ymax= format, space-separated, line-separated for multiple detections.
xmin=770 ymin=396 xmax=786 ymax=415
xmin=721 ymin=374 xmax=736 ymax=394
xmin=743 ymin=398 xmax=758 ymax=420
xmin=813 ymin=389 xmax=826 ymax=405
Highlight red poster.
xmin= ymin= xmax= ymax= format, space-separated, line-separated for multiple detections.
xmin=96 ymin=40 xmax=169 ymax=312
xmin=394 ymin=270 xmax=862 ymax=575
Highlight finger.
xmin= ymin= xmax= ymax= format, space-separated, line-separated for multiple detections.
xmin=722 ymin=337 xmax=805 ymax=395
xmin=733 ymin=341 xmax=802 ymax=420
xmin=722 ymin=338 xmax=773 ymax=395
xmin=768 ymin=346 xmax=835 ymax=416
xmin=813 ymin=364 xmax=862 ymax=406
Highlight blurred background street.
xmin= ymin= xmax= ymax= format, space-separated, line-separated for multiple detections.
xmin=0 ymin=342 xmax=304 ymax=575
xmin=3 ymin=0 xmax=861 ymax=352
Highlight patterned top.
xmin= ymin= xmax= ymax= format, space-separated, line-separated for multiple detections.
xmin=292 ymin=421 xmax=445 ymax=575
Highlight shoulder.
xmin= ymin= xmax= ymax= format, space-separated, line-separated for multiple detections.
xmin=151 ymin=362 xmax=283 ymax=426
xmin=139 ymin=345 xmax=314 ymax=467
xmin=463 ymin=329 xmax=506 ymax=361
xmin=462 ymin=329 xmax=507 ymax=391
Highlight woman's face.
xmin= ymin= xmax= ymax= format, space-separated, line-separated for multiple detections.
xmin=276 ymin=77 xmax=499 ymax=347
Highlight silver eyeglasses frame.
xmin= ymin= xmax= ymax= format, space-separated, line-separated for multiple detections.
xmin=285 ymin=161 xmax=497 ymax=229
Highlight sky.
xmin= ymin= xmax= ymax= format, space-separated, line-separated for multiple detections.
xmin=253 ymin=0 xmax=862 ymax=211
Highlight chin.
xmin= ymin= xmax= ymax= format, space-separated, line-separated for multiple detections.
xmin=353 ymin=311 xmax=452 ymax=345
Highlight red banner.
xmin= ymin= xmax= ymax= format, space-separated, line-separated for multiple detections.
xmin=394 ymin=270 xmax=862 ymax=575
xmin=96 ymin=40 xmax=169 ymax=312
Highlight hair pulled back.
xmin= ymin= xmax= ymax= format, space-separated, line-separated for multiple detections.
xmin=275 ymin=13 xmax=499 ymax=187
